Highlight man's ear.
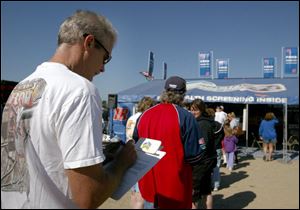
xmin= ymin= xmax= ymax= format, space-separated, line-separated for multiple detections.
xmin=84 ymin=35 xmax=94 ymax=49
xmin=88 ymin=42 xmax=94 ymax=48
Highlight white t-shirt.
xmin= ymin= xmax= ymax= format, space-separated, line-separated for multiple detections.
xmin=126 ymin=112 xmax=142 ymax=141
xmin=1 ymin=62 xmax=105 ymax=208
xmin=230 ymin=118 xmax=240 ymax=129
xmin=215 ymin=111 xmax=227 ymax=125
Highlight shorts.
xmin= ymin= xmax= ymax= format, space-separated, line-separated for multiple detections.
xmin=143 ymin=201 xmax=155 ymax=209
xmin=262 ymin=138 xmax=276 ymax=144
xmin=192 ymin=158 xmax=217 ymax=202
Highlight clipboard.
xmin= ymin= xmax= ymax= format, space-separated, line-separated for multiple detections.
xmin=110 ymin=138 xmax=166 ymax=200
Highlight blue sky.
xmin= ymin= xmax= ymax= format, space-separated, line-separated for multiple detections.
xmin=1 ymin=1 xmax=299 ymax=101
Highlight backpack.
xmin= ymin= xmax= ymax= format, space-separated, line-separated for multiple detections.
xmin=212 ymin=121 xmax=225 ymax=148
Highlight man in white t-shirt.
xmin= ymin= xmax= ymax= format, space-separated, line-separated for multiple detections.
xmin=214 ymin=105 xmax=227 ymax=125
xmin=1 ymin=10 xmax=137 ymax=209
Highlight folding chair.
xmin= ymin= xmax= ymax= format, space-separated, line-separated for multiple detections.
xmin=251 ymin=132 xmax=263 ymax=150
xmin=287 ymin=135 xmax=299 ymax=151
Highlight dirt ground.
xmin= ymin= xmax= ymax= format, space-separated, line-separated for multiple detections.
xmin=99 ymin=149 xmax=299 ymax=209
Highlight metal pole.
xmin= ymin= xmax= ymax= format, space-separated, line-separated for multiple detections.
xmin=211 ymin=51 xmax=214 ymax=80
xmin=246 ymin=104 xmax=249 ymax=151
xmin=281 ymin=47 xmax=284 ymax=79
xmin=109 ymin=108 xmax=114 ymax=138
xmin=280 ymin=101 xmax=289 ymax=163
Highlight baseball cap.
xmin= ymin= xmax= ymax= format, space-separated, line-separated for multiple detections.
xmin=220 ymin=105 xmax=224 ymax=110
xmin=164 ymin=76 xmax=186 ymax=94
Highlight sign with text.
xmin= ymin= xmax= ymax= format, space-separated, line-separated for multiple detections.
xmin=216 ymin=59 xmax=229 ymax=79
xmin=199 ymin=51 xmax=213 ymax=78
xmin=263 ymin=57 xmax=275 ymax=78
xmin=282 ymin=47 xmax=298 ymax=77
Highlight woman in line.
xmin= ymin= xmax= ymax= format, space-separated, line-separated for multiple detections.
xmin=259 ymin=112 xmax=278 ymax=161
xmin=190 ymin=99 xmax=217 ymax=209
xmin=223 ymin=125 xmax=238 ymax=172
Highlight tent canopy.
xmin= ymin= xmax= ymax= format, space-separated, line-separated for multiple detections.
xmin=118 ymin=77 xmax=299 ymax=105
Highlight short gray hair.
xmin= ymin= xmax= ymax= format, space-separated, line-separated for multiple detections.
xmin=58 ymin=10 xmax=117 ymax=49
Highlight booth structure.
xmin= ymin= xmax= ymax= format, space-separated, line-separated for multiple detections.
xmin=110 ymin=77 xmax=298 ymax=160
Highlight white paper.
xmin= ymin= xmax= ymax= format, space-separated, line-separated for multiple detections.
xmin=110 ymin=139 xmax=166 ymax=200
xmin=140 ymin=138 xmax=162 ymax=154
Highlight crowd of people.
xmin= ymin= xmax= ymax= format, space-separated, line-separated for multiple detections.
xmin=1 ymin=9 xmax=279 ymax=209
xmin=124 ymin=82 xmax=250 ymax=208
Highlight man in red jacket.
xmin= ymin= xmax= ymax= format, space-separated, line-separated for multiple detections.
xmin=133 ymin=76 xmax=205 ymax=209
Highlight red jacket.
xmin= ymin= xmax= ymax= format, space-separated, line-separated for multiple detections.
xmin=137 ymin=104 xmax=193 ymax=209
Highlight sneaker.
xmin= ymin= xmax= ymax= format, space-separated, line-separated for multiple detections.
xmin=213 ymin=187 xmax=218 ymax=192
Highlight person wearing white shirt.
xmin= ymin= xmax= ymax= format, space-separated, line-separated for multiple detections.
xmin=1 ymin=10 xmax=137 ymax=209
xmin=215 ymin=106 xmax=228 ymax=165
xmin=214 ymin=105 xmax=227 ymax=125
xmin=126 ymin=96 xmax=155 ymax=209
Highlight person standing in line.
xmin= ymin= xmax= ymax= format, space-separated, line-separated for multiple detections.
xmin=259 ymin=112 xmax=279 ymax=161
xmin=190 ymin=100 xmax=217 ymax=209
xmin=227 ymin=112 xmax=239 ymax=131
xmin=206 ymin=108 xmax=224 ymax=192
xmin=214 ymin=105 xmax=227 ymax=125
xmin=223 ymin=125 xmax=239 ymax=172
xmin=1 ymin=10 xmax=137 ymax=209
xmin=215 ymin=105 xmax=227 ymax=165
xmin=226 ymin=112 xmax=241 ymax=164
xmin=126 ymin=96 xmax=156 ymax=209
xmin=126 ymin=96 xmax=156 ymax=142
xmin=133 ymin=76 xmax=205 ymax=209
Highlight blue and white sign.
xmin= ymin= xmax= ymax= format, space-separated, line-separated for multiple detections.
xmin=263 ymin=57 xmax=275 ymax=78
xmin=216 ymin=59 xmax=229 ymax=79
xmin=282 ymin=47 xmax=298 ymax=77
xmin=199 ymin=52 xmax=213 ymax=78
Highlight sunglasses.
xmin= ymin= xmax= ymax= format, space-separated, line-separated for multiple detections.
xmin=83 ymin=33 xmax=112 ymax=64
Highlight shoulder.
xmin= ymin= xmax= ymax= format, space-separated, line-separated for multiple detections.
xmin=128 ymin=112 xmax=142 ymax=123
xmin=174 ymin=104 xmax=195 ymax=119
xmin=38 ymin=62 xmax=100 ymax=96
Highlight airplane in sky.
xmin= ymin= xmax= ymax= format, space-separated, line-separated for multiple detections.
xmin=139 ymin=51 xmax=154 ymax=81
xmin=139 ymin=70 xmax=154 ymax=81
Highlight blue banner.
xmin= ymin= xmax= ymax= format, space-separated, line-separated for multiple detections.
xmin=263 ymin=57 xmax=275 ymax=78
xmin=199 ymin=52 xmax=212 ymax=78
xmin=283 ymin=47 xmax=298 ymax=76
xmin=148 ymin=51 xmax=154 ymax=76
xmin=162 ymin=62 xmax=167 ymax=80
xmin=216 ymin=59 xmax=229 ymax=79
